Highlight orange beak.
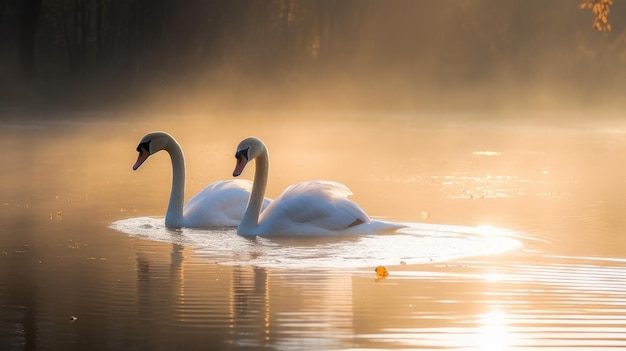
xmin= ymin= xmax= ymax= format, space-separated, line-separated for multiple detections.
xmin=233 ymin=156 xmax=248 ymax=177
xmin=133 ymin=147 xmax=150 ymax=170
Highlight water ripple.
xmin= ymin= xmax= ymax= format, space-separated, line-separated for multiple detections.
xmin=352 ymin=255 xmax=626 ymax=350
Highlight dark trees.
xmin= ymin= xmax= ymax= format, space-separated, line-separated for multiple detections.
xmin=18 ymin=0 xmax=42 ymax=79
xmin=4 ymin=0 xmax=626 ymax=110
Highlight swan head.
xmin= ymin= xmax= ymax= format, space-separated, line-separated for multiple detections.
xmin=133 ymin=131 xmax=175 ymax=170
xmin=233 ymin=137 xmax=266 ymax=177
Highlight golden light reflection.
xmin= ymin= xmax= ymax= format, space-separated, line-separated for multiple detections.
xmin=476 ymin=225 xmax=502 ymax=236
xmin=478 ymin=309 xmax=514 ymax=351
xmin=264 ymin=274 xmax=271 ymax=342
xmin=483 ymin=272 xmax=505 ymax=282
xmin=472 ymin=151 xmax=501 ymax=156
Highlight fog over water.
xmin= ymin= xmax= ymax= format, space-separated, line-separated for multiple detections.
xmin=2 ymin=1 xmax=626 ymax=350
xmin=1 ymin=1 xmax=625 ymax=114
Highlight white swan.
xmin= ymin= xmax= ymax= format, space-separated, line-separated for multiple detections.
xmin=133 ymin=131 xmax=269 ymax=228
xmin=232 ymin=137 xmax=404 ymax=236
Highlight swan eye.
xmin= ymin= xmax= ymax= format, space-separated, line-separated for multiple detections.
xmin=235 ymin=148 xmax=249 ymax=161
xmin=136 ymin=141 xmax=151 ymax=154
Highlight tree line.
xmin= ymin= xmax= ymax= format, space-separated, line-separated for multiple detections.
xmin=2 ymin=0 xmax=625 ymax=110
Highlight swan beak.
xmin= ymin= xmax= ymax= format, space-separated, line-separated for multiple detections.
xmin=233 ymin=156 xmax=248 ymax=177
xmin=133 ymin=147 xmax=150 ymax=170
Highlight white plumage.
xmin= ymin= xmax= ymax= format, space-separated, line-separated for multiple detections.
xmin=233 ymin=137 xmax=404 ymax=236
xmin=133 ymin=132 xmax=269 ymax=228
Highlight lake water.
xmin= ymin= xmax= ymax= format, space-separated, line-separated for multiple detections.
xmin=1 ymin=110 xmax=626 ymax=350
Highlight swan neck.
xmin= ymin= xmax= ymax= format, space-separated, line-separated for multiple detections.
xmin=239 ymin=150 xmax=268 ymax=234
xmin=165 ymin=140 xmax=185 ymax=227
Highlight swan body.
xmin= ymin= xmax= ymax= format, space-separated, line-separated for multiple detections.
xmin=232 ymin=137 xmax=404 ymax=236
xmin=133 ymin=131 xmax=269 ymax=228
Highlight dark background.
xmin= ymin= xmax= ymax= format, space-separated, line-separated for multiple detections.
xmin=1 ymin=0 xmax=625 ymax=115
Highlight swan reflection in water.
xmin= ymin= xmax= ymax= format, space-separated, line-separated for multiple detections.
xmin=132 ymin=238 xmax=355 ymax=349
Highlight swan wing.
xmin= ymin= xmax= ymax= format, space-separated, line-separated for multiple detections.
xmin=258 ymin=181 xmax=371 ymax=235
xmin=277 ymin=180 xmax=354 ymax=199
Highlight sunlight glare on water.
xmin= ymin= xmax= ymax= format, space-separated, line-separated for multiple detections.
xmin=478 ymin=309 xmax=513 ymax=351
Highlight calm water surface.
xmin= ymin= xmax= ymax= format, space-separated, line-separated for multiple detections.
xmin=1 ymin=111 xmax=626 ymax=350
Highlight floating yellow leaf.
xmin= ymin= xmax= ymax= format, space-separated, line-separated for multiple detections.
xmin=375 ymin=266 xmax=389 ymax=277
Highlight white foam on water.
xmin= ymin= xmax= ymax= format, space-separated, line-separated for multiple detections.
xmin=109 ymin=217 xmax=522 ymax=269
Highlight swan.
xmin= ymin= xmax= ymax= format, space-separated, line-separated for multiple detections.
xmin=133 ymin=131 xmax=269 ymax=228
xmin=232 ymin=137 xmax=404 ymax=236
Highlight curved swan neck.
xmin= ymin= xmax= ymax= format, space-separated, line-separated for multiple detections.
xmin=165 ymin=139 xmax=185 ymax=227
xmin=239 ymin=149 xmax=269 ymax=234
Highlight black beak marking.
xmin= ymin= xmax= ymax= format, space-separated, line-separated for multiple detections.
xmin=136 ymin=141 xmax=151 ymax=154
xmin=235 ymin=148 xmax=249 ymax=161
